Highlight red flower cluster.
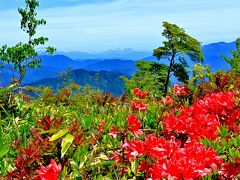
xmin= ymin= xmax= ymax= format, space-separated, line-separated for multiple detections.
xmin=195 ymin=91 xmax=235 ymax=118
xmin=132 ymin=100 xmax=148 ymax=112
xmin=109 ymin=125 xmax=119 ymax=138
xmin=122 ymin=135 xmax=222 ymax=179
xmin=195 ymin=91 xmax=238 ymax=131
xmin=36 ymin=159 xmax=62 ymax=180
xmin=225 ymin=108 xmax=240 ymax=132
xmin=220 ymin=161 xmax=240 ymax=179
xmin=127 ymin=115 xmax=143 ymax=136
xmin=164 ymin=91 xmax=236 ymax=141
xmin=164 ymin=106 xmax=221 ymax=141
xmin=97 ymin=120 xmax=106 ymax=135
xmin=133 ymin=88 xmax=148 ymax=99
xmin=114 ymin=90 xmax=239 ymax=179
xmin=173 ymin=84 xmax=186 ymax=96
xmin=161 ymin=96 xmax=173 ymax=106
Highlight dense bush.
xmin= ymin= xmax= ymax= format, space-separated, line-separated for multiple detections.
xmin=0 ymin=71 xmax=239 ymax=179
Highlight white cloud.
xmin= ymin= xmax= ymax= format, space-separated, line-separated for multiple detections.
xmin=0 ymin=0 xmax=239 ymax=51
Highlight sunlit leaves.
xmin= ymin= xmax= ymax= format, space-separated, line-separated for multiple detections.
xmin=61 ymin=134 xmax=74 ymax=158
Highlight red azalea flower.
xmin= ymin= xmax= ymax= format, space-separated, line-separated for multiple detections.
xmin=162 ymin=96 xmax=173 ymax=106
xmin=163 ymin=91 xmax=236 ymax=141
xmin=195 ymin=91 xmax=235 ymax=117
xmin=122 ymin=139 xmax=145 ymax=161
xmin=133 ymin=88 xmax=148 ymax=99
xmin=127 ymin=115 xmax=140 ymax=132
xmin=220 ymin=162 xmax=240 ymax=179
xmin=132 ymin=100 xmax=148 ymax=112
xmin=97 ymin=120 xmax=106 ymax=135
xmin=224 ymin=108 xmax=240 ymax=129
xmin=127 ymin=115 xmax=143 ymax=136
xmin=173 ymin=84 xmax=186 ymax=96
xmin=36 ymin=159 xmax=62 ymax=180
xmin=123 ymin=136 xmax=222 ymax=179
xmin=109 ymin=125 xmax=119 ymax=138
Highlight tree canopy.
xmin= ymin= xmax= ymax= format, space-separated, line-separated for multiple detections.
xmin=0 ymin=0 xmax=55 ymax=85
xmin=122 ymin=60 xmax=168 ymax=97
xmin=153 ymin=22 xmax=203 ymax=95
xmin=222 ymin=38 xmax=240 ymax=75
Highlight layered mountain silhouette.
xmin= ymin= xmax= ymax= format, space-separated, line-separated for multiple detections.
xmin=57 ymin=48 xmax=152 ymax=60
xmin=0 ymin=41 xmax=236 ymax=95
xmin=27 ymin=69 xmax=127 ymax=96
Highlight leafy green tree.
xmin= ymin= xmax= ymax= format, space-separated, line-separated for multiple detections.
xmin=57 ymin=66 xmax=73 ymax=90
xmin=122 ymin=60 xmax=168 ymax=97
xmin=153 ymin=22 xmax=203 ymax=95
xmin=222 ymin=38 xmax=240 ymax=75
xmin=0 ymin=0 xmax=55 ymax=85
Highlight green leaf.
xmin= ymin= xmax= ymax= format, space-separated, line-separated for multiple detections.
xmin=219 ymin=127 xmax=229 ymax=138
xmin=237 ymin=136 xmax=240 ymax=146
xmin=38 ymin=129 xmax=57 ymax=135
xmin=0 ymin=145 xmax=9 ymax=159
xmin=70 ymin=160 xmax=79 ymax=170
xmin=131 ymin=160 xmax=136 ymax=175
xmin=61 ymin=133 xmax=74 ymax=158
xmin=229 ymin=148 xmax=237 ymax=158
xmin=96 ymin=176 xmax=112 ymax=180
xmin=97 ymin=160 xmax=125 ymax=167
xmin=70 ymin=160 xmax=81 ymax=177
xmin=232 ymin=138 xmax=238 ymax=147
xmin=49 ymin=129 xmax=68 ymax=142
xmin=0 ymin=85 xmax=12 ymax=93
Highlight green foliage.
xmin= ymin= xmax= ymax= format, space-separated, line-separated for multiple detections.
xmin=0 ymin=13 xmax=240 ymax=179
xmin=201 ymin=127 xmax=240 ymax=162
xmin=56 ymin=66 xmax=73 ymax=89
xmin=0 ymin=0 xmax=55 ymax=84
xmin=222 ymin=38 xmax=240 ymax=75
xmin=191 ymin=63 xmax=213 ymax=84
xmin=172 ymin=63 xmax=189 ymax=83
xmin=61 ymin=133 xmax=74 ymax=158
xmin=0 ymin=71 xmax=240 ymax=179
xmin=153 ymin=22 xmax=203 ymax=95
xmin=187 ymin=63 xmax=214 ymax=98
xmin=122 ymin=60 xmax=168 ymax=97
xmin=29 ymin=69 xmax=126 ymax=97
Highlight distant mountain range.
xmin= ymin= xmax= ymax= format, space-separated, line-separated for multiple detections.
xmin=27 ymin=69 xmax=127 ymax=96
xmin=201 ymin=41 xmax=235 ymax=71
xmin=0 ymin=41 xmax=236 ymax=95
xmin=57 ymin=48 xmax=152 ymax=61
xmin=143 ymin=41 xmax=235 ymax=71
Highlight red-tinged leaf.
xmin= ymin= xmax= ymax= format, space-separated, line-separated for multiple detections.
xmin=41 ymin=138 xmax=50 ymax=147
xmin=90 ymin=133 xmax=97 ymax=144
xmin=22 ymin=148 xmax=33 ymax=157
xmin=15 ymin=137 xmax=22 ymax=146
xmin=44 ymin=115 xmax=51 ymax=125
xmin=74 ymin=133 xmax=85 ymax=145
xmin=15 ymin=155 xmax=25 ymax=168
xmin=52 ymin=117 xmax=63 ymax=127
xmin=37 ymin=115 xmax=51 ymax=130
xmin=69 ymin=120 xmax=80 ymax=133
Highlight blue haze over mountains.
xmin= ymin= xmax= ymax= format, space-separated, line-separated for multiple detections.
xmin=1 ymin=41 xmax=236 ymax=95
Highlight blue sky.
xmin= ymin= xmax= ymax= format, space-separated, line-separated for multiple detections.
xmin=0 ymin=0 xmax=239 ymax=52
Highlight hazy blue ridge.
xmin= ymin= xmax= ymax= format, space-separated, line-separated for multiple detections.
xmin=26 ymin=69 xmax=127 ymax=97
xmin=0 ymin=41 xmax=237 ymax=95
